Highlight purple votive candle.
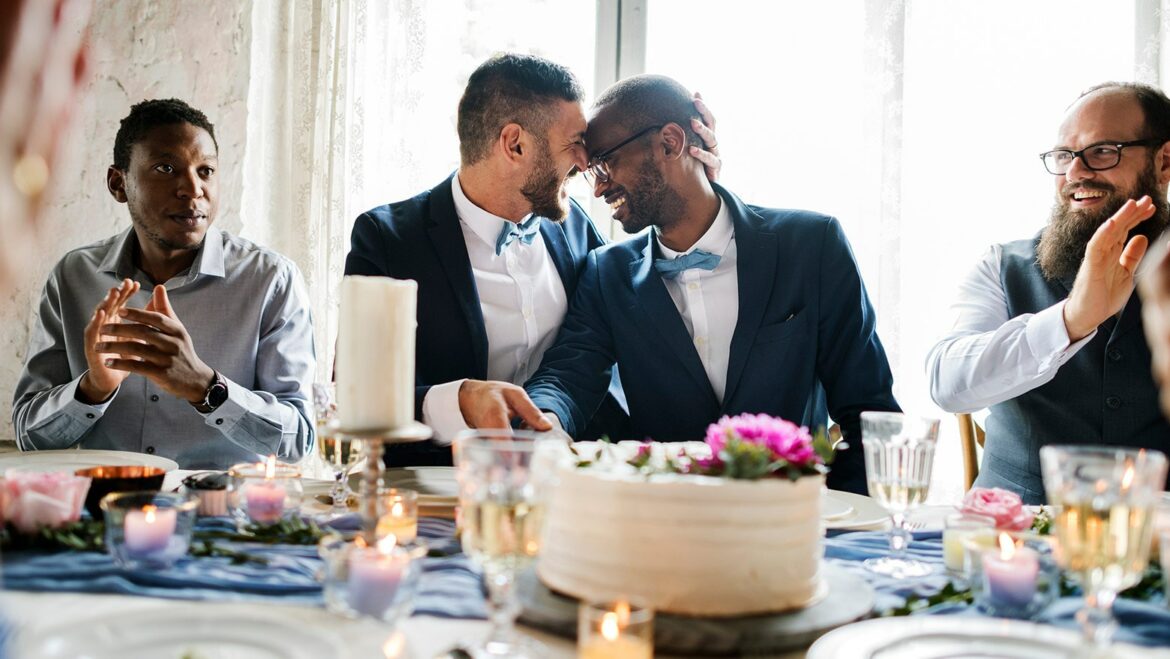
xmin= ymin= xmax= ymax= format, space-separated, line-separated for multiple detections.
xmin=245 ymin=480 xmax=286 ymax=523
xmin=347 ymin=543 xmax=407 ymax=617
xmin=982 ymin=539 xmax=1039 ymax=609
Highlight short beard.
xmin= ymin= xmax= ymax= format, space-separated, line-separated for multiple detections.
xmin=130 ymin=214 xmax=201 ymax=253
xmin=1037 ymin=161 xmax=1168 ymax=282
xmin=619 ymin=157 xmax=687 ymax=235
xmin=520 ymin=141 xmax=568 ymax=221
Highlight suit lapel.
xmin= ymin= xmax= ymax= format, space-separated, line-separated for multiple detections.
xmin=540 ymin=220 xmax=576 ymax=298
xmin=722 ymin=193 xmax=777 ymax=407
xmin=629 ymin=234 xmax=716 ymax=399
xmin=426 ymin=175 xmax=489 ymax=377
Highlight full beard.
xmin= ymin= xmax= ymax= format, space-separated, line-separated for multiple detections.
xmin=521 ymin=145 xmax=569 ymax=221
xmin=619 ymin=158 xmax=687 ymax=235
xmin=1037 ymin=163 xmax=1168 ymax=282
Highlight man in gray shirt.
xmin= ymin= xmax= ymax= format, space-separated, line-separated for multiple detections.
xmin=13 ymin=99 xmax=315 ymax=469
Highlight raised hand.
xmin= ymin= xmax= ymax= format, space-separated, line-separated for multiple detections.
xmin=458 ymin=379 xmax=553 ymax=431
xmin=78 ymin=278 xmax=139 ymax=403
xmin=96 ymin=284 xmax=215 ymax=403
xmin=688 ymin=91 xmax=721 ymax=182
xmin=1063 ymin=196 xmax=1155 ymax=341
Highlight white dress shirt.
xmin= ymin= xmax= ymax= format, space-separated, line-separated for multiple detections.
xmin=422 ymin=174 xmax=569 ymax=441
xmin=925 ymin=244 xmax=1096 ymax=413
xmin=656 ymin=198 xmax=738 ymax=403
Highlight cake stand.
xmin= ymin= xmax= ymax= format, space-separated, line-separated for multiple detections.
xmin=329 ymin=421 xmax=432 ymax=543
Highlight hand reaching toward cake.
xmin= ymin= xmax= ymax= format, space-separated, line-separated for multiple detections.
xmin=458 ymin=379 xmax=553 ymax=432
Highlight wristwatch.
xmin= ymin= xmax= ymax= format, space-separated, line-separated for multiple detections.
xmin=192 ymin=371 xmax=228 ymax=414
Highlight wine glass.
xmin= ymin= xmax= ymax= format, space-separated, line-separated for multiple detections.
xmin=454 ymin=429 xmax=565 ymax=659
xmin=1040 ymin=446 xmax=1167 ymax=649
xmin=312 ymin=382 xmax=356 ymax=518
xmin=860 ymin=411 xmax=940 ymax=578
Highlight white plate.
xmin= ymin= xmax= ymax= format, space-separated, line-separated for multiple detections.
xmin=381 ymin=466 xmax=459 ymax=505
xmin=0 ymin=449 xmax=178 ymax=474
xmin=808 ymin=616 xmax=1150 ymax=658
xmin=21 ymin=606 xmax=345 ymax=658
xmin=823 ymin=490 xmax=889 ymax=530
xmin=821 ymin=490 xmax=855 ymax=520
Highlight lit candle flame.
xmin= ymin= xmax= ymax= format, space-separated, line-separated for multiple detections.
xmin=998 ymin=532 xmax=1015 ymax=559
xmin=391 ymin=501 xmax=404 ymax=517
xmin=615 ymin=600 xmax=631 ymax=626
xmin=381 ymin=632 xmax=406 ymax=658
xmin=1121 ymin=464 xmax=1135 ymax=491
xmin=264 ymin=455 xmax=276 ymax=479
xmin=601 ymin=612 xmax=620 ymax=641
xmin=143 ymin=504 xmax=157 ymax=524
xmin=377 ymin=534 xmax=397 ymax=555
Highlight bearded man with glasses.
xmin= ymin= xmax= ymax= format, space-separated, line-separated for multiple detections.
xmin=928 ymin=81 xmax=1170 ymax=503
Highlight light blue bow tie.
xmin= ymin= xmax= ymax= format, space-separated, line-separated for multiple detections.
xmin=654 ymin=249 xmax=721 ymax=279
xmin=495 ymin=216 xmax=542 ymax=255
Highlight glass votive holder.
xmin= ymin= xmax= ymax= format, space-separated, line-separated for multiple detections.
xmin=965 ymin=530 xmax=1059 ymax=619
xmin=943 ymin=512 xmax=996 ymax=574
xmin=101 ymin=491 xmax=198 ymax=569
xmin=578 ymin=600 xmax=654 ymax=659
xmin=376 ymin=488 xmax=419 ymax=543
xmin=318 ymin=534 xmax=425 ymax=625
xmin=227 ymin=458 xmax=303 ymax=528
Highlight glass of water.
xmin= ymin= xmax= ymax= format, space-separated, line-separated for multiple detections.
xmin=861 ymin=411 xmax=940 ymax=577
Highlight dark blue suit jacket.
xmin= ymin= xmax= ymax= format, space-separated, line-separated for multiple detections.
xmin=525 ymin=185 xmax=900 ymax=493
xmin=345 ymin=174 xmax=627 ymax=465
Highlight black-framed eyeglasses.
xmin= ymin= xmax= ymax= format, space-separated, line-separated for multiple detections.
xmin=1039 ymin=138 xmax=1166 ymax=175
xmin=583 ymin=124 xmax=664 ymax=185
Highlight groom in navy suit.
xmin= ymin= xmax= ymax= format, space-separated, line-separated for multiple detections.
xmin=344 ymin=55 xmax=718 ymax=466
xmin=519 ymin=75 xmax=901 ymax=493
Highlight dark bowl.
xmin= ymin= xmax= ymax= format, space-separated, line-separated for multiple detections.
xmin=75 ymin=466 xmax=166 ymax=520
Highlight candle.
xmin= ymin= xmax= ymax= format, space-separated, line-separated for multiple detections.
xmin=123 ymin=504 xmax=177 ymax=557
xmin=982 ymin=532 xmax=1039 ymax=609
xmin=245 ymin=456 xmax=286 ymax=523
xmin=347 ymin=536 xmax=408 ymax=617
xmin=336 ymin=276 xmax=417 ymax=431
xmin=578 ymin=601 xmax=653 ymax=659
xmin=942 ymin=513 xmax=995 ymax=572
xmin=377 ymin=489 xmax=419 ymax=543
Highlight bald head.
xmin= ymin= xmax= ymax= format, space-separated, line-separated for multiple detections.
xmin=588 ymin=74 xmax=703 ymax=155
xmin=1072 ymin=82 xmax=1170 ymax=140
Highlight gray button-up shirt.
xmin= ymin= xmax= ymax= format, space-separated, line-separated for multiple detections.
xmin=12 ymin=227 xmax=316 ymax=469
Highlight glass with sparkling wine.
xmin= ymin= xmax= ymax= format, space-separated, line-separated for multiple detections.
xmin=454 ymin=429 xmax=564 ymax=659
xmin=312 ymin=383 xmax=356 ymax=518
xmin=1040 ymin=446 xmax=1167 ymax=649
xmin=861 ymin=411 xmax=939 ymax=577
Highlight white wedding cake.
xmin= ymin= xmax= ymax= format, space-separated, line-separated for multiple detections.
xmin=537 ymin=441 xmax=826 ymax=617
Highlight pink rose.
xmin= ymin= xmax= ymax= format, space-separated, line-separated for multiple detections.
xmin=960 ymin=487 xmax=1034 ymax=531
xmin=3 ymin=471 xmax=91 ymax=534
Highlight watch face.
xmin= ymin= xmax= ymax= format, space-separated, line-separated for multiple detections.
xmin=208 ymin=382 xmax=229 ymax=409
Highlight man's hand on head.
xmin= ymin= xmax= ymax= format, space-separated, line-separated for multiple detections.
xmin=689 ymin=92 xmax=721 ymax=183
xmin=95 ymin=284 xmax=216 ymax=403
xmin=458 ymin=379 xmax=553 ymax=431
xmin=1063 ymin=196 xmax=1155 ymax=341
xmin=78 ymin=278 xmax=139 ymax=404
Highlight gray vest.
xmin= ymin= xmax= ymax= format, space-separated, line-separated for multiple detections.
xmin=975 ymin=235 xmax=1170 ymax=504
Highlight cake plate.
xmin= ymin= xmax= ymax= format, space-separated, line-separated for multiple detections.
xmin=517 ymin=562 xmax=874 ymax=656
xmin=329 ymin=421 xmax=432 ymax=543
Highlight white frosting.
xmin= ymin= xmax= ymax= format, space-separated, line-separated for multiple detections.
xmin=538 ymin=443 xmax=825 ymax=617
xmin=336 ymin=276 xmax=417 ymax=431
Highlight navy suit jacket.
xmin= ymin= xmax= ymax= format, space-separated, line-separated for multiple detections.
xmin=345 ymin=174 xmax=627 ymax=465
xmin=525 ymin=185 xmax=900 ymax=493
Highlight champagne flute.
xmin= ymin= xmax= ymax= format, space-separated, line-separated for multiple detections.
xmin=1040 ymin=446 xmax=1167 ymax=649
xmin=312 ymin=382 xmax=356 ymax=517
xmin=454 ymin=429 xmax=564 ymax=659
xmin=861 ymin=411 xmax=939 ymax=578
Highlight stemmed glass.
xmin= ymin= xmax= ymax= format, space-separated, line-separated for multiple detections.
xmin=860 ymin=411 xmax=940 ymax=578
xmin=454 ymin=429 xmax=564 ymax=659
xmin=312 ymin=383 xmax=357 ymax=518
xmin=1040 ymin=446 xmax=1167 ymax=650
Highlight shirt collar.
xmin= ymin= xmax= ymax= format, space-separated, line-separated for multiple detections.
xmin=655 ymin=196 xmax=731 ymax=259
xmin=452 ymin=171 xmax=536 ymax=249
xmin=96 ymin=226 xmax=226 ymax=281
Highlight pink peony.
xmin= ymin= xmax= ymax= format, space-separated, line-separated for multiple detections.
xmin=960 ymin=487 xmax=1034 ymax=531
xmin=2 ymin=471 xmax=91 ymax=534
xmin=705 ymin=413 xmax=820 ymax=468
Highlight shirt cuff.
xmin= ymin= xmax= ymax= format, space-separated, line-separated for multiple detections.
xmin=202 ymin=377 xmax=249 ymax=432
xmin=422 ymin=379 xmax=469 ymax=446
xmin=1026 ymin=300 xmax=1095 ymax=371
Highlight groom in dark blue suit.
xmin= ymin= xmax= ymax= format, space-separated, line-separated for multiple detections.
xmin=520 ymin=75 xmax=901 ymax=493
xmin=344 ymin=55 xmax=718 ymax=466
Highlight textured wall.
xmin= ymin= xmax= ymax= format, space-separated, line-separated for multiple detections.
xmin=0 ymin=1 xmax=253 ymax=441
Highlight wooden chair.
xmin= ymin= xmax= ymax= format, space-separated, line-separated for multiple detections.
xmin=957 ymin=413 xmax=985 ymax=490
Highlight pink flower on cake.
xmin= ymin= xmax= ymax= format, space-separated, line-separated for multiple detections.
xmin=960 ymin=487 xmax=1034 ymax=531
xmin=2 ymin=471 xmax=91 ymax=534
xmin=706 ymin=413 xmax=820 ymax=468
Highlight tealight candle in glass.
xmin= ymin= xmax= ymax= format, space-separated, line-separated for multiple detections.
xmin=943 ymin=512 xmax=995 ymax=574
xmin=578 ymin=600 xmax=653 ymax=659
xmin=966 ymin=530 xmax=1059 ymax=619
xmin=376 ymin=488 xmax=419 ymax=544
xmin=227 ymin=456 xmax=303 ymax=528
xmin=319 ymin=534 xmax=425 ymax=625
xmin=101 ymin=491 xmax=198 ymax=569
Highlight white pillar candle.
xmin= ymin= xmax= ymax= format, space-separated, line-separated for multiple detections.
xmin=336 ymin=276 xmax=417 ymax=431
